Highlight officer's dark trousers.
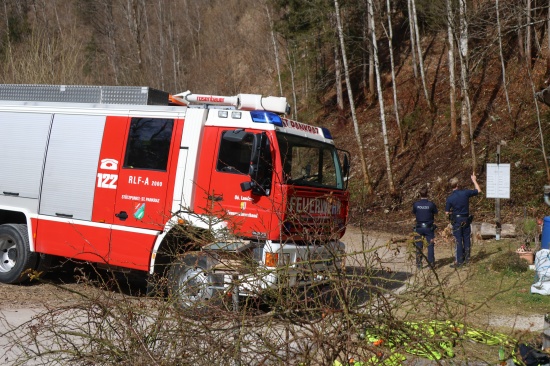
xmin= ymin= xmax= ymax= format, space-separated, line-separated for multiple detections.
xmin=452 ymin=217 xmax=471 ymax=265
xmin=414 ymin=226 xmax=435 ymax=267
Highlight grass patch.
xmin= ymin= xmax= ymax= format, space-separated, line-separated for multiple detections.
xmin=400 ymin=238 xmax=549 ymax=329
xmin=456 ymin=239 xmax=550 ymax=317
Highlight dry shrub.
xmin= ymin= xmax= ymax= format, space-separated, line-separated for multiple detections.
xmin=0 ymin=234 xmax=524 ymax=365
xmin=490 ymin=251 xmax=530 ymax=273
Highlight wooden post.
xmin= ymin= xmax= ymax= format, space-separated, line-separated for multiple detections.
xmin=232 ymin=273 xmax=241 ymax=366
xmin=496 ymin=144 xmax=501 ymax=240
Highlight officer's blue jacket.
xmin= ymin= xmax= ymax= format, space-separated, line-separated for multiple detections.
xmin=412 ymin=198 xmax=438 ymax=225
xmin=445 ymin=189 xmax=478 ymax=215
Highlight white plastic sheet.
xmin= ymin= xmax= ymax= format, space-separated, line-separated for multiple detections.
xmin=531 ymin=249 xmax=550 ymax=295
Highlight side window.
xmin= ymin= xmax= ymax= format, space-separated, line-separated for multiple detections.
xmin=123 ymin=117 xmax=174 ymax=170
xmin=216 ymin=131 xmax=253 ymax=174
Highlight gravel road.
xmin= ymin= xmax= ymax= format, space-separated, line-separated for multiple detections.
xmin=0 ymin=225 xmax=545 ymax=331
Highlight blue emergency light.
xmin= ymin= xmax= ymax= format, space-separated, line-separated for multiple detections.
xmin=321 ymin=127 xmax=333 ymax=139
xmin=250 ymin=111 xmax=283 ymax=126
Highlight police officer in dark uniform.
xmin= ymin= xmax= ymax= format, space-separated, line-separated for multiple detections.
xmin=445 ymin=174 xmax=481 ymax=268
xmin=412 ymin=186 xmax=438 ymax=269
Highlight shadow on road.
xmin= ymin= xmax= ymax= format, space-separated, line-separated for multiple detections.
xmin=343 ymin=265 xmax=412 ymax=306
xmin=37 ymin=257 xmax=149 ymax=297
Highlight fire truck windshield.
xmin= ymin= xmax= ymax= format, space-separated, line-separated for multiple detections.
xmin=276 ymin=132 xmax=345 ymax=189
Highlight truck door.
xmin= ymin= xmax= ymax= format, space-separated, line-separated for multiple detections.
xmin=108 ymin=117 xmax=181 ymax=270
xmin=195 ymin=127 xmax=275 ymax=239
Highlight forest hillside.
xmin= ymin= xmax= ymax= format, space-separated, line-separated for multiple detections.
xmin=0 ymin=0 xmax=548 ymax=233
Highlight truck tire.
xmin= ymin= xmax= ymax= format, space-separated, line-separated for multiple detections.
xmin=0 ymin=224 xmax=37 ymax=284
xmin=167 ymin=253 xmax=214 ymax=309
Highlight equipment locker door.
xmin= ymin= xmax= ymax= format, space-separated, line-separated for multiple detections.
xmin=0 ymin=112 xmax=52 ymax=200
xmin=108 ymin=117 xmax=181 ymax=270
xmin=36 ymin=114 xmax=110 ymax=261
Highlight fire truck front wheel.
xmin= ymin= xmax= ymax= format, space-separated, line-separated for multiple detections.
xmin=0 ymin=224 xmax=37 ymax=284
xmin=167 ymin=253 xmax=213 ymax=309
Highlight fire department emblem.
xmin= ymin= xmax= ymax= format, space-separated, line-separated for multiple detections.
xmin=134 ymin=203 xmax=145 ymax=220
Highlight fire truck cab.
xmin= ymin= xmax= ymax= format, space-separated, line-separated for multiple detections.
xmin=0 ymin=84 xmax=350 ymax=307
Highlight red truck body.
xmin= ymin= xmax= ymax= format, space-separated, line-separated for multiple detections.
xmin=0 ymin=85 xmax=350 ymax=300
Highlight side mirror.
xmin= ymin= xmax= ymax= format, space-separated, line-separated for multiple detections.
xmin=240 ymin=181 xmax=254 ymax=192
xmin=337 ymin=149 xmax=351 ymax=189
xmin=343 ymin=154 xmax=350 ymax=177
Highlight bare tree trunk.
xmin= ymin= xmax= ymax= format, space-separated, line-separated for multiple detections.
xmin=458 ymin=0 xmax=476 ymax=172
xmin=304 ymin=42 xmax=310 ymax=103
xmin=142 ymin=3 xmax=156 ymax=84
xmin=407 ymin=0 xmax=418 ymax=80
xmin=384 ymin=0 xmax=404 ymax=150
xmin=366 ymin=0 xmax=375 ymax=97
xmin=286 ymin=45 xmax=299 ymax=119
xmin=334 ymin=0 xmax=373 ymax=193
xmin=125 ymin=0 xmax=144 ymax=70
xmin=182 ymin=0 xmax=202 ymax=65
xmin=518 ymin=6 xmax=525 ymax=62
xmin=548 ymin=0 xmax=550 ymax=53
xmin=3 ymin=2 xmax=14 ymax=76
xmin=411 ymin=0 xmax=431 ymax=108
xmin=459 ymin=0 xmax=468 ymax=148
xmin=361 ymin=7 xmax=369 ymax=99
xmin=167 ymin=2 xmax=181 ymax=91
xmin=496 ymin=0 xmax=512 ymax=117
xmin=369 ymin=0 xmax=396 ymax=195
xmin=362 ymin=3 xmax=368 ymax=98
xmin=526 ymin=0 xmax=532 ymax=63
xmin=334 ymin=45 xmax=344 ymax=111
xmin=265 ymin=4 xmax=283 ymax=96
xmin=101 ymin=1 xmax=120 ymax=84
xmin=153 ymin=1 xmax=167 ymax=90
xmin=446 ymin=0 xmax=457 ymax=139
xmin=528 ymin=66 xmax=550 ymax=182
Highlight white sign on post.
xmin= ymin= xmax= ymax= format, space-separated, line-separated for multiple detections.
xmin=486 ymin=163 xmax=510 ymax=199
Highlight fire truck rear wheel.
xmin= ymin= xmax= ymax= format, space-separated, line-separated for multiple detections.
xmin=0 ymin=224 xmax=37 ymax=284
xmin=167 ymin=253 xmax=213 ymax=309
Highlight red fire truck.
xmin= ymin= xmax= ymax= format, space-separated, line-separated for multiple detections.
xmin=0 ymin=84 xmax=350 ymax=306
